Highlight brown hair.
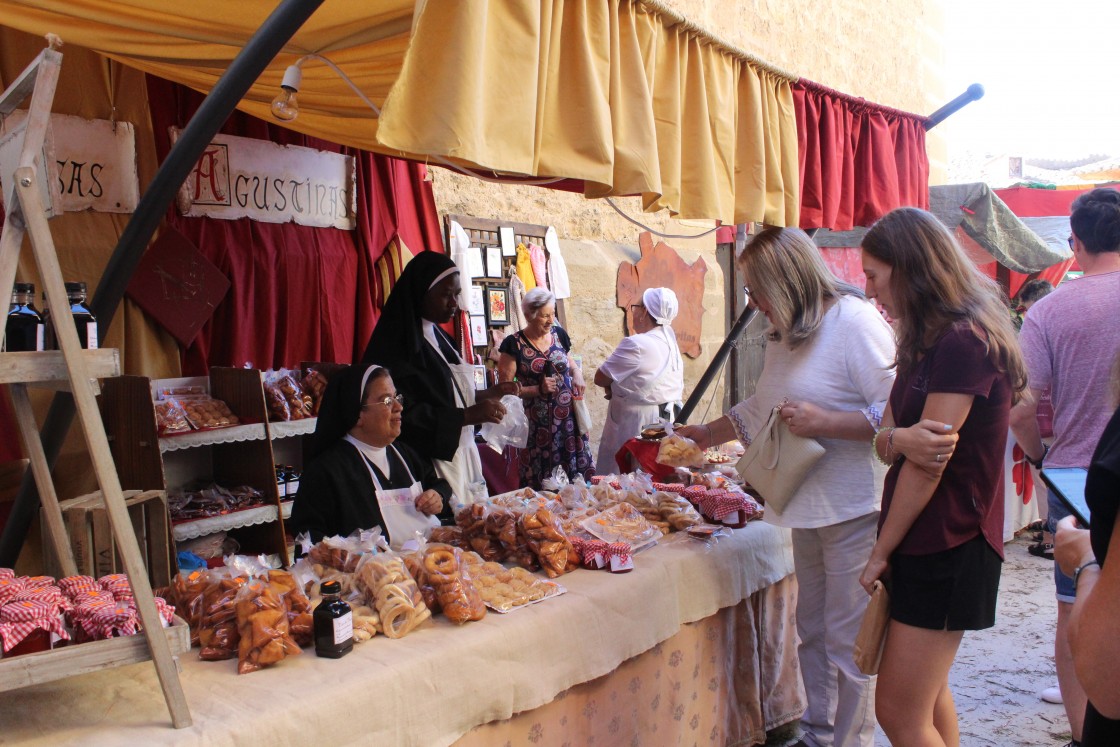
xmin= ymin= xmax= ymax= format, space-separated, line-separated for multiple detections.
xmin=861 ymin=207 xmax=1027 ymax=401
xmin=737 ymin=227 xmax=863 ymax=348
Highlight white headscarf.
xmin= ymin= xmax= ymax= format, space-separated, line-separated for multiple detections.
xmin=642 ymin=287 xmax=679 ymax=326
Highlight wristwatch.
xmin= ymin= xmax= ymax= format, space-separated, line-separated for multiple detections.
xmin=1027 ymin=443 xmax=1050 ymax=469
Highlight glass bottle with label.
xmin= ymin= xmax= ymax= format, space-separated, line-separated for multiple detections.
xmin=5 ymin=282 xmax=45 ymax=352
xmin=284 ymin=465 xmax=300 ymax=498
xmin=313 ymin=580 xmax=353 ymax=658
xmin=43 ymin=281 xmax=98 ymax=350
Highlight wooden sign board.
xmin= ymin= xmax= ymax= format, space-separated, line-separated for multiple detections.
xmin=615 ymin=232 xmax=707 ymax=358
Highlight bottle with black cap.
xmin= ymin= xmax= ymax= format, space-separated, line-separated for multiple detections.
xmin=43 ymin=281 xmax=98 ymax=350
xmin=313 ymin=580 xmax=353 ymax=658
xmin=5 ymin=282 xmax=45 ymax=352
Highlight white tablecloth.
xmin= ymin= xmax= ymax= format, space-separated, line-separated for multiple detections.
xmin=0 ymin=522 xmax=794 ymax=746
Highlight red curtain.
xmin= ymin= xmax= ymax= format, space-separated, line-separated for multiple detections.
xmin=146 ymin=77 xmax=444 ymax=373
xmin=794 ymin=79 xmax=930 ymax=231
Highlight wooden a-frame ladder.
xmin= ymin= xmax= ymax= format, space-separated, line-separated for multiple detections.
xmin=0 ymin=40 xmax=190 ymax=728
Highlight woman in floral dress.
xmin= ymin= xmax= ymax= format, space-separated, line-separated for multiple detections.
xmin=498 ymin=288 xmax=595 ymax=488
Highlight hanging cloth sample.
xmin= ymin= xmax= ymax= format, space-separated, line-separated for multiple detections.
xmin=527 ymin=242 xmax=549 ymax=291
xmin=515 ymin=243 xmax=537 ymax=291
xmin=545 ymin=226 xmax=571 ymax=300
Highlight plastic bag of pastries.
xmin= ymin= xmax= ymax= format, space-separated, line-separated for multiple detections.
xmin=401 ymin=549 xmax=441 ymax=613
xmin=421 ymin=543 xmax=486 ymax=624
xmin=518 ymin=508 xmax=579 ymax=578
xmin=197 ymin=569 xmax=248 ymax=660
xmin=300 ymin=368 xmax=329 ymax=416
xmin=164 ymin=569 xmax=209 ymax=646
xmin=154 ymin=398 xmax=192 ymax=435
xmin=178 ymin=395 xmax=240 ymax=430
xmin=233 ymin=578 xmax=301 ymax=674
xmin=354 ymin=553 xmax=431 ymax=639
xmin=428 ymin=525 xmax=463 ymax=548
xmin=655 ymin=491 xmax=704 ymax=530
xmin=456 ymin=504 xmax=504 ymax=562
xmin=266 ymin=569 xmax=313 ymax=648
xmin=655 ymin=432 xmax=706 ymax=468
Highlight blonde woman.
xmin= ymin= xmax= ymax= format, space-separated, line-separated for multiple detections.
xmin=678 ymin=227 xmax=898 ymax=747
xmin=859 ymin=207 xmax=1027 ymax=746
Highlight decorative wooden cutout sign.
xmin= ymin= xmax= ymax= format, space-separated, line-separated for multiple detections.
xmin=615 ymin=232 xmax=707 ymax=358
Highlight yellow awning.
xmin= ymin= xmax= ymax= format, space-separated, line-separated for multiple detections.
xmin=0 ymin=0 xmax=800 ymax=225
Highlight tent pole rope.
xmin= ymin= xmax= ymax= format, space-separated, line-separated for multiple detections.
xmin=0 ymin=0 xmax=328 ymax=567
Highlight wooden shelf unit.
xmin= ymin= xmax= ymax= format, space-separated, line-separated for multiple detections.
xmin=99 ymin=367 xmax=294 ymax=567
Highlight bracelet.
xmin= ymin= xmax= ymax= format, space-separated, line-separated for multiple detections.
xmin=872 ymin=426 xmax=895 ymax=466
xmin=1027 ymin=443 xmax=1050 ymax=469
xmin=1073 ymin=559 xmax=1100 ymax=590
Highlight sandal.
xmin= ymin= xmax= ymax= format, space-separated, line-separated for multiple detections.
xmin=1027 ymin=519 xmax=1046 ymax=532
xmin=1028 ymin=541 xmax=1054 ymax=560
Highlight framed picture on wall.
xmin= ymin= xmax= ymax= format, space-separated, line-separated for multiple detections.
xmin=485 ymin=246 xmax=503 ymax=278
xmin=469 ymin=314 xmax=488 ymax=343
xmin=486 ymin=286 xmax=510 ymax=326
xmin=467 ymin=284 xmax=485 ymax=316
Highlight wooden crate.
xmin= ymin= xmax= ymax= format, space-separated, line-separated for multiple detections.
xmin=42 ymin=489 xmax=174 ymax=587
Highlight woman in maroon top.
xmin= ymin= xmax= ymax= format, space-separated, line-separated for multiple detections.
xmin=859 ymin=208 xmax=1028 ymax=746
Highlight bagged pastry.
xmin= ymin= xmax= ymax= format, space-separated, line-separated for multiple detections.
xmin=519 ymin=508 xmax=579 ymax=578
xmin=234 ymin=578 xmax=301 ymax=674
xmin=354 ymin=553 xmax=431 ymax=639
xmin=421 ymin=544 xmax=485 ymax=624
xmin=655 ymin=432 xmax=705 ymax=468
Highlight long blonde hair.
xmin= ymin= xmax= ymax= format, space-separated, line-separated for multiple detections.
xmin=737 ymin=227 xmax=863 ymax=348
xmin=861 ymin=208 xmax=1028 ymax=401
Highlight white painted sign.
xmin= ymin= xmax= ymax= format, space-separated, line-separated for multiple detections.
xmin=0 ymin=112 xmax=138 ymax=214
xmin=173 ymin=129 xmax=356 ymax=230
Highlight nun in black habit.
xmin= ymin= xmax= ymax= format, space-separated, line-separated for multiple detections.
xmin=358 ymin=251 xmax=518 ymax=509
xmin=289 ymin=364 xmax=452 ymax=547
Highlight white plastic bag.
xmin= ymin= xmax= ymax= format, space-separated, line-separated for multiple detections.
xmin=479 ymin=394 xmax=530 ymax=451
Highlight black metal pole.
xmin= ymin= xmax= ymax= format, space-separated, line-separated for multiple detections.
xmin=925 ymin=84 xmax=984 ymax=131
xmin=677 ymin=305 xmax=757 ymax=424
xmin=0 ymin=0 xmax=327 ymax=566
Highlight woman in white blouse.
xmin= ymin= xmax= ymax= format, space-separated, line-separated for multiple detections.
xmin=594 ymin=287 xmax=684 ymax=471
xmin=678 ymin=227 xmax=896 ymax=747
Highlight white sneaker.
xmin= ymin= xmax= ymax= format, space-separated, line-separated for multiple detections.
xmin=1041 ymin=685 xmax=1063 ymax=704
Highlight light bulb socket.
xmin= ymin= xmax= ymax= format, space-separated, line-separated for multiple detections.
xmin=280 ymin=64 xmax=302 ymax=93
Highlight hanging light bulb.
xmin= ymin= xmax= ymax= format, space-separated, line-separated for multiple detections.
xmin=270 ymin=64 xmax=303 ymax=122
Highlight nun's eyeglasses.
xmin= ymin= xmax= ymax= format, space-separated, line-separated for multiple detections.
xmin=363 ymin=394 xmax=405 ymax=409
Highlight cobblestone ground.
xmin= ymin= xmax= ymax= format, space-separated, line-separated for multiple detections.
xmin=774 ymin=534 xmax=1074 ymax=746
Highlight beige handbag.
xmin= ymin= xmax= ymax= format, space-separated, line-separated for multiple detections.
xmin=853 ymin=580 xmax=890 ymax=675
xmin=735 ymin=402 xmax=825 ymax=512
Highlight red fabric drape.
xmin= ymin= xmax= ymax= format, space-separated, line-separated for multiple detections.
xmin=794 ymin=79 xmax=930 ymax=231
xmin=146 ymin=77 xmax=443 ymax=373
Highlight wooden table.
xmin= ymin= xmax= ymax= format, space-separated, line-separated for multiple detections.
xmin=0 ymin=522 xmax=802 ymax=746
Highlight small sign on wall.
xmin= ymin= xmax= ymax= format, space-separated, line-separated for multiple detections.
xmin=0 ymin=112 xmax=139 ymax=214
xmin=172 ymin=129 xmax=356 ymax=230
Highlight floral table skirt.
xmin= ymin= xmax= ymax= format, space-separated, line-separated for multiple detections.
xmin=456 ymin=574 xmax=804 ymax=747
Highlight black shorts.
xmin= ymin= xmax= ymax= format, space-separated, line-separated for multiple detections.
xmin=889 ymin=534 xmax=1002 ymax=631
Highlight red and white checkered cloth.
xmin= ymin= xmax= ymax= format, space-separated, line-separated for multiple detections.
xmin=0 ymin=568 xmax=15 ymax=581
xmin=22 ymin=576 xmax=55 ymax=589
xmin=58 ymin=575 xmax=99 ymax=600
xmin=0 ymin=599 xmax=69 ymax=652
xmin=0 ymin=577 xmax=24 ymax=607
xmin=607 ymin=542 xmax=634 ymax=573
xmin=88 ymin=603 xmax=139 ymax=640
xmin=698 ymin=490 xmax=752 ymax=522
xmin=11 ymin=585 xmax=71 ymax=614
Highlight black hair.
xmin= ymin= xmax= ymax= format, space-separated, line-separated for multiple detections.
xmin=1017 ymin=279 xmax=1054 ymax=305
xmin=1070 ymin=187 xmax=1120 ymax=255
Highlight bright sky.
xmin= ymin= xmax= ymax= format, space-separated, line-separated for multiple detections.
xmin=941 ymin=0 xmax=1120 ymax=160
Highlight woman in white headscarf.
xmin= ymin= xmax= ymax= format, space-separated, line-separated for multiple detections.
xmin=594 ymin=287 xmax=685 ymax=471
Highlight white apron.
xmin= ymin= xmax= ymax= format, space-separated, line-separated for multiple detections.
xmin=358 ymin=444 xmax=438 ymax=550
xmin=434 ymin=360 xmax=490 ymax=511
xmin=596 ymin=327 xmax=683 ymax=471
